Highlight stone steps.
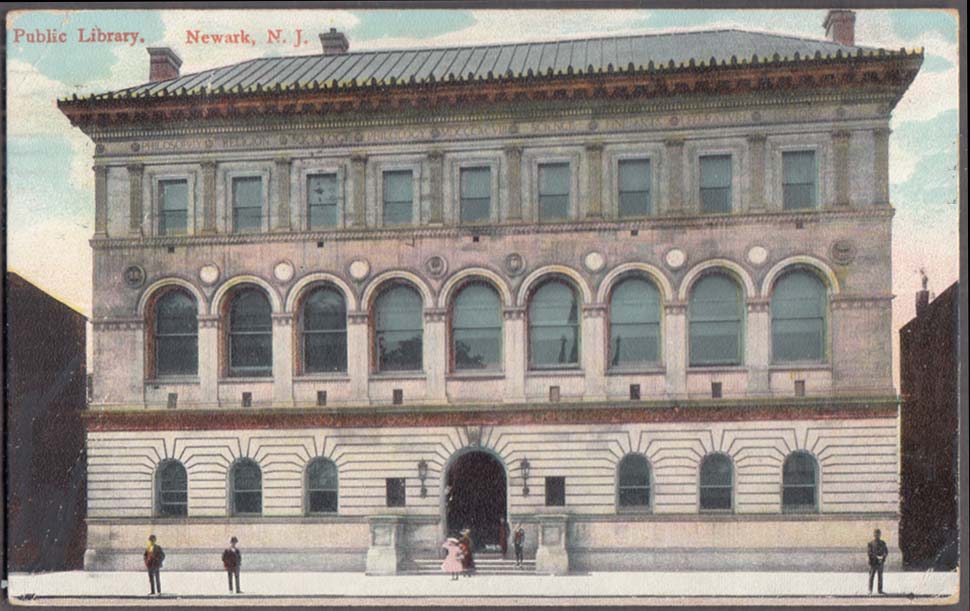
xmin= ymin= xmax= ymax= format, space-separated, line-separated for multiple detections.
xmin=407 ymin=557 xmax=536 ymax=575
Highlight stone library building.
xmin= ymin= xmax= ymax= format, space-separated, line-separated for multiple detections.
xmin=58 ymin=10 xmax=921 ymax=573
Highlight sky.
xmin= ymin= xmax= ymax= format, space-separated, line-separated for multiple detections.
xmin=4 ymin=8 xmax=961 ymax=386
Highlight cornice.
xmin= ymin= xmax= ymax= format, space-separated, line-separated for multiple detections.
xmin=90 ymin=207 xmax=894 ymax=251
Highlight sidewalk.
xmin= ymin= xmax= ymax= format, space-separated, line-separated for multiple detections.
xmin=5 ymin=570 xmax=959 ymax=606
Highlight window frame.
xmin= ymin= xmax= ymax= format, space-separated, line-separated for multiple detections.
xmin=447 ymin=156 xmax=501 ymax=225
xmin=380 ymin=168 xmax=416 ymax=227
xmin=536 ymin=161 xmax=572 ymax=222
xmin=781 ymin=451 xmax=819 ymax=514
xmin=295 ymin=160 xmax=346 ymax=231
xmin=527 ymin=151 xmax=581 ymax=223
xmin=150 ymin=171 xmax=196 ymax=237
xmin=229 ymin=458 xmax=263 ymax=516
xmin=226 ymin=172 xmax=269 ymax=234
xmin=449 ymin=280 xmax=504 ymax=373
xmin=770 ymin=268 xmax=829 ymax=365
xmin=698 ymin=453 xmax=735 ymax=513
xmin=458 ymin=165 xmax=493 ymax=225
xmin=781 ymin=150 xmax=819 ymax=210
xmin=698 ymin=154 xmax=734 ymax=214
xmin=299 ymin=285 xmax=348 ymax=375
xmin=225 ymin=286 xmax=274 ymax=378
xmin=305 ymin=457 xmax=339 ymax=515
xmin=305 ymin=172 xmax=342 ymax=230
xmin=607 ymin=276 xmax=662 ymax=370
xmin=688 ymin=272 xmax=745 ymax=367
xmin=545 ymin=476 xmax=566 ymax=507
xmin=616 ymin=453 xmax=653 ymax=512
xmin=527 ymin=278 xmax=582 ymax=371
xmin=150 ymin=287 xmax=199 ymax=379
xmin=385 ymin=477 xmax=407 ymax=507
xmin=371 ymin=282 xmax=425 ymax=373
xmin=155 ymin=459 xmax=188 ymax=518
xmin=616 ymin=158 xmax=653 ymax=218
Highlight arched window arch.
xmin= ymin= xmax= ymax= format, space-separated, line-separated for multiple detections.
xmin=529 ymin=279 xmax=580 ymax=369
xmin=771 ymin=270 xmax=827 ymax=363
xmin=227 ymin=287 xmax=273 ymax=377
xmin=689 ymin=273 xmax=743 ymax=366
xmin=609 ymin=277 xmax=661 ymax=368
xmin=151 ymin=289 xmax=198 ymax=377
xmin=617 ymin=454 xmax=652 ymax=509
xmin=155 ymin=459 xmax=187 ymax=517
xmin=306 ymin=458 xmax=339 ymax=514
xmin=230 ymin=459 xmax=262 ymax=515
xmin=699 ymin=453 xmax=734 ymax=512
xmin=782 ymin=451 xmax=819 ymax=513
xmin=373 ymin=284 xmax=423 ymax=372
xmin=300 ymin=286 xmax=347 ymax=373
xmin=451 ymin=282 xmax=502 ymax=371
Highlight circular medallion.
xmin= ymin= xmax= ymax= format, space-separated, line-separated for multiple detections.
xmin=425 ymin=255 xmax=448 ymax=279
xmin=664 ymin=248 xmax=687 ymax=270
xmin=123 ymin=265 xmax=145 ymax=289
xmin=747 ymin=246 xmax=769 ymax=266
xmin=273 ymin=260 xmax=295 ymax=283
xmin=505 ymin=253 xmax=526 ymax=276
xmin=830 ymin=240 xmax=856 ymax=266
xmin=348 ymin=259 xmax=371 ymax=281
xmin=198 ymin=264 xmax=220 ymax=286
xmin=583 ymin=251 xmax=606 ymax=273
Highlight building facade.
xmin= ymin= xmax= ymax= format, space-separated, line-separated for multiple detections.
xmin=899 ymin=280 xmax=960 ymax=569
xmin=59 ymin=11 xmax=921 ymax=573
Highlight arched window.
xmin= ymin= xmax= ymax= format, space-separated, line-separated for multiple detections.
xmin=156 ymin=460 xmax=187 ymax=517
xmin=771 ymin=271 xmax=827 ymax=363
xmin=230 ymin=459 xmax=262 ymax=515
xmin=699 ymin=454 xmax=733 ymax=511
xmin=228 ymin=288 xmax=272 ymax=377
xmin=374 ymin=285 xmax=423 ymax=372
xmin=782 ymin=451 xmax=819 ymax=513
xmin=306 ymin=458 xmax=339 ymax=514
xmin=529 ymin=280 xmax=580 ymax=369
xmin=301 ymin=287 xmax=347 ymax=373
xmin=153 ymin=290 xmax=198 ymax=377
xmin=452 ymin=282 xmax=502 ymax=371
xmin=609 ymin=278 xmax=661 ymax=368
xmin=689 ymin=274 xmax=743 ymax=366
xmin=617 ymin=454 xmax=652 ymax=509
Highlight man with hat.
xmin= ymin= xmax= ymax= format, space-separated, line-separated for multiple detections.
xmin=222 ymin=536 xmax=242 ymax=593
xmin=867 ymin=528 xmax=889 ymax=595
xmin=143 ymin=534 xmax=165 ymax=596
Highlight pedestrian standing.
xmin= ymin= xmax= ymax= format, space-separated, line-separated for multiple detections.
xmin=499 ymin=520 xmax=509 ymax=558
xmin=143 ymin=534 xmax=165 ymax=596
xmin=513 ymin=524 xmax=525 ymax=568
xmin=459 ymin=529 xmax=475 ymax=577
xmin=222 ymin=536 xmax=242 ymax=593
xmin=867 ymin=528 xmax=889 ymax=595
xmin=441 ymin=536 xmax=464 ymax=581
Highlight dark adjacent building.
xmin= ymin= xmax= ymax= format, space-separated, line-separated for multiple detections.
xmin=899 ymin=280 xmax=959 ymax=569
xmin=4 ymin=271 xmax=88 ymax=571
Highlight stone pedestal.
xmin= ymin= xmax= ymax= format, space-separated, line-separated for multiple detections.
xmin=366 ymin=515 xmax=404 ymax=575
xmin=534 ymin=514 xmax=570 ymax=575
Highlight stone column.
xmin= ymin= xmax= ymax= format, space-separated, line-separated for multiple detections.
xmin=197 ymin=315 xmax=220 ymax=406
xmin=745 ymin=299 xmax=771 ymax=396
xmin=873 ymin=127 xmax=891 ymax=206
xmin=534 ymin=514 xmax=570 ymax=575
xmin=503 ymin=307 xmax=527 ymax=403
xmin=427 ymin=150 xmax=444 ymax=224
xmin=832 ymin=130 xmax=851 ymax=207
xmin=271 ymin=313 xmax=294 ymax=406
xmin=504 ymin=145 xmax=523 ymax=221
xmin=127 ymin=163 xmax=145 ymax=236
xmin=747 ymin=133 xmax=767 ymax=211
xmin=664 ymin=138 xmax=685 ymax=214
xmin=366 ymin=515 xmax=404 ymax=575
xmin=93 ymin=163 xmax=108 ymax=237
xmin=274 ymin=157 xmax=292 ymax=231
xmin=350 ymin=154 xmax=368 ymax=227
xmin=582 ymin=304 xmax=607 ymax=401
xmin=664 ymin=302 xmax=687 ymax=399
xmin=424 ymin=308 xmax=448 ymax=403
xmin=347 ymin=312 xmax=371 ymax=405
xmin=585 ymin=143 xmax=604 ymax=219
xmin=201 ymin=161 xmax=218 ymax=234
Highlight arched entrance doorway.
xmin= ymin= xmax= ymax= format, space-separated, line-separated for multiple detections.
xmin=444 ymin=451 xmax=507 ymax=551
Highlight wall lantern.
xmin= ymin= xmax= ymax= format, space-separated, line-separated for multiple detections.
xmin=417 ymin=459 xmax=429 ymax=497
xmin=520 ymin=457 xmax=531 ymax=497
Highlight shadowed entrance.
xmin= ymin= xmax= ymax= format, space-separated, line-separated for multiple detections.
xmin=445 ymin=451 xmax=507 ymax=550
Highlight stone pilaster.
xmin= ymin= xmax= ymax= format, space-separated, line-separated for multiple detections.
xmin=197 ymin=315 xmax=219 ymax=406
xmin=427 ymin=150 xmax=444 ymax=224
xmin=663 ymin=302 xmax=687 ymax=399
xmin=745 ymin=299 xmax=771 ymax=396
xmin=832 ymin=130 xmax=851 ymax=207
xmin=271 ymin=313 xmax=294 ymax=405
xmin=664 ymin=138 xmax=685 ymax=214
xmin=424 ymin=308 xmax=447 ymax=403
xmin=581 ymin=304 xmax=607 ymax=400
xmin=201 ymin=161 xmax=217 ymax=234
xmin=350 ymin=154 xmax=368 ymax=228
xmin=274 ymin=157 xmax=292 ymax=231
xmin=347 ymin=312 xmax=371 ymax=403
xmin=747 ymin=134 xmax=767 ymax=210
xmin=127 ymin=163 xmax=144 ymax=236
xmin=93 ymin=163 xmax=108 ymax=237
xmin=873 ymin=127 xmax=891 ymax=206
xmin=504 ymin=145 xmax=523 ymax=221
xmin=585 ymin=142 xmax=604 ymax=218
xmin=503 ymin=307 xmax=527 ymax=403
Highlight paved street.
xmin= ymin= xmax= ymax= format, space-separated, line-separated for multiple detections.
xmin=5 ymin=570 xmax=959 ymax=606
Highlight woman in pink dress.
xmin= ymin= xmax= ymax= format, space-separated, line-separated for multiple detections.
xmin=441 ymin=537 xmax=464 ymax=580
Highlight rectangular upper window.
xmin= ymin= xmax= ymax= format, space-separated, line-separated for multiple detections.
xmin=385 ymin=477 xmax=406 ymax=507
xmin=158 ymin=179 xmax=188 ymax=236
xmin=232 ymin=176 xmax=263 ymax=233
xmin=618 ymin=159 xmax=651 ymax=217
xmin=545 ymin=476 xmax=566 ymax=507
xmin=699 ymin=155 xmax=732 ymax=214
xmin=783 ymin=151 xmax=817 ymax=210
xmin=307 ymin=173 xmax=339 ymax=229
xmin=538 ymin=163 xmax=570 ymax=221
xmin=460 ymin=167 xmax=491 ymax=224
xmin=383 ymin=170 xmax=413 ymax=226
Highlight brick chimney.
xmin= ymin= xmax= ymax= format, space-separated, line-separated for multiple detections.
xmin=823 ymin=9 xmax=856 ymax=46
xmin=916 ymin=269 xmax=930 ymax=317
xmin=320 ymin=28 xmax=349 ymax=55
xmin=147 ymin=47 xmax=182 ymax=82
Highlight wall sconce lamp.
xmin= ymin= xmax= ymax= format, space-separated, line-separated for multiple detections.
xmin=520 ymin=457 xmax=531 ymax=496
xmin=417 ymin=459 xmax=429 ymax=497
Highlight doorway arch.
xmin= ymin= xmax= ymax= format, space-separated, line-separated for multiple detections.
xmin=442 ymin=449 xmax=508 ymax=551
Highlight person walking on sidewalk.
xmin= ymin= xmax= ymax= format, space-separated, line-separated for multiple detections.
xmin=867 ymin=529 xmax=889 ymax=595
xmin=222 ymin=536 xmax=242 ymax=593
xmin=143 ymin=534 xmax=165 ymax=596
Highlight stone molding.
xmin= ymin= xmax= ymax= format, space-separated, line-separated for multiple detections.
xmin=503 ymin=307 xmax=527 ymax=320
xmin=423 ymin=308 xmax=447 ymax=323
xmin=92 ymin=317 xmax=144 ymax=331
xmin=582 ymin=304 xmax=607 ymax=318
xmin=198 ymin=315 xmax=219 ymax=328
xmin=271 ymin=313 xmax=294 ymax=326
xmin=746 ymin=298 xmax=771 ymax=313
xmin=830 ymin=295 xmax=894 ymax=310
xmin=347 ymin=312 xmax=370 ymax=325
